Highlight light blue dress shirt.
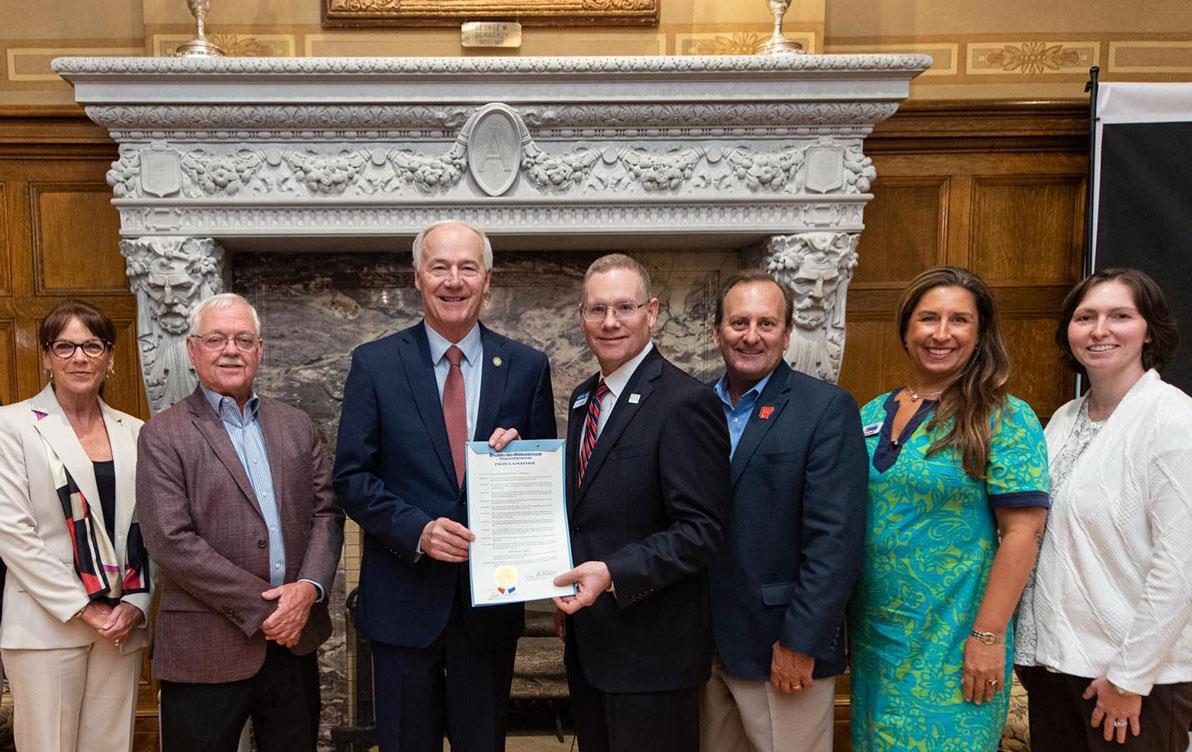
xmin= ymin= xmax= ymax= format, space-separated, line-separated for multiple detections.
xmin=201 ymin=386 xmax=288 ymax=588
xmin=713 ymin=369 xmax=775 ymax=458
xmin=425 ymin=321 xmax=483 ymax=440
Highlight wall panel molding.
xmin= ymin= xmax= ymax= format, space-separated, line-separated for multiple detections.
xmin=29 ymin=181 xmax=126 ymax=296
xmin=0 ymin=319 xmax=16 ymax=404
xmin=0 ymin=182 xmax=10 ymax=297
xmin=969 ymin=174 xmax=1084 ymax=286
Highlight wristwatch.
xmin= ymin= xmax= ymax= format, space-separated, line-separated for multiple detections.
xmin=968 ymin=629 xmax=1004 ymax=645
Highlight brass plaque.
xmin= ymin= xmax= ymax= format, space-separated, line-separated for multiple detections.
xmin=461 ymin=21 xmax=523 ymax=48
xmin=323 ymin=0 xmax=660 ymax=28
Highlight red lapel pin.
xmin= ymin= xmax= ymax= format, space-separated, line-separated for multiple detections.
xmin=758 ymin=405 xmax=775 ymax=420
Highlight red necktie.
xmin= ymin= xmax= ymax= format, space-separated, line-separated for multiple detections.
xmin=577 ymin=380 xmax=610 ymax=485
xmin=443 ymin=345 xmax=467 ymax=488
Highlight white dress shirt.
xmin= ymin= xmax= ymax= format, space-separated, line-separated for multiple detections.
xmin=583 ymin=342 xmax=654 ymax=445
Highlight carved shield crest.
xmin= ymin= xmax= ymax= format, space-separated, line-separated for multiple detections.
xmin=140 ymin=150 xmax=183 ymax=197
xmin=467 ymin=108 xmax=522 ymax=197
xmin=804 ymin=145 xmax=845 ymax=194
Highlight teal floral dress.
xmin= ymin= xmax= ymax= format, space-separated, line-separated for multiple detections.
xmin=848 ymin=392 xmax=1049 ymax=752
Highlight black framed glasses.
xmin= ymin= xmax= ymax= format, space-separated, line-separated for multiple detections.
xmin=580 ymin=301 xmax=649 ymax=322
xmin=47 ymin=339 xmax=110 ymax=359
xmin=191 ymin=333 xmax=261 ymax=351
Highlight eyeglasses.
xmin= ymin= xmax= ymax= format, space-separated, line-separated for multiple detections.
xmin=47 ymin=339 xmax=110 ymax=359
xmin=580 ymin=302 xmax=649 ymax=322
xmin=190 ymin=333 xmax=261 ymax=351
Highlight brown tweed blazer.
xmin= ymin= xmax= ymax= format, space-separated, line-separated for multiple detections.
xmin=136 ymin=388 xmax=343 ymax=683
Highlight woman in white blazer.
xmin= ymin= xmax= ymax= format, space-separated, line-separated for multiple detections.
xmin=1015 ymin=268 xmax=1192 ymax=751
xmin=0 ymin=300 xmax=152 ymax=752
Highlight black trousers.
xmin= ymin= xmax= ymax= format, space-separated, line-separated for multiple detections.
xmin=565 ymin=634 xmax=700 ymax=752
xmin=1017 ymin=665 xmax=1192 ymax=752
xmin=160 ymin=642 xmax=320 ymax=752
xmin=370 ymin=600 xmax=517 ymax=752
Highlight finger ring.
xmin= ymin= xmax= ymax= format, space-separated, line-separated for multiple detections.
xmin=792 ymin=684 xmax=803 ymax=690
xmin=114 ymin=640 xmax=121 ymax=647
xmin=986 ymin=679 xmax=998 ymax=686
xmin=1113 ymin=720 xmax=1126 ymax=728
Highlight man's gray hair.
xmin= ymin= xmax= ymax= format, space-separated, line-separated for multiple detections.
xmin=411 ymin=220 xmax=494 ymax=270
xmin=188 ymin=292 xmax=262 ymax=336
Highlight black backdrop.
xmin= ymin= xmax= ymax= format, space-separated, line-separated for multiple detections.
xmin=1094 ymin=121 xmax=1192 ymax=395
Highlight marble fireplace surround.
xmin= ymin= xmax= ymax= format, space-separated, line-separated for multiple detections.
xmin=53 ymin=53 xmax=931 ymax=411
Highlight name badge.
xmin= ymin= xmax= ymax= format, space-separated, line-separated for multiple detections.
xmin=862 ymin=422 xmax=883 ymax=437
xmin=627 ymin=393 xmax=641 ymax=404
xmin=572 ymin=393 xmax=590 ymax=409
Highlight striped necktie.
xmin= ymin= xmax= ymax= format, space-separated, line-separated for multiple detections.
xmin=577 ymin=380 xmax=610 ymax=485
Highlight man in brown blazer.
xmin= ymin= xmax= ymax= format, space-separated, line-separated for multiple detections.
xmin=137 ymin=292 xmax=343 ymax=752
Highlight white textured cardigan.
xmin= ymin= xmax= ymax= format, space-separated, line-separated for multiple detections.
xmin=1027 ymin=369 xmax=1192 ymax=695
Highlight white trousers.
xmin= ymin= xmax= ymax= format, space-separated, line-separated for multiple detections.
xmin=3 ymin=640 xmax=143 ymax=752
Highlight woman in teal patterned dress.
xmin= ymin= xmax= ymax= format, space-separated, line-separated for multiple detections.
xmin=849 ymin=267 xmax=1050 ymax=751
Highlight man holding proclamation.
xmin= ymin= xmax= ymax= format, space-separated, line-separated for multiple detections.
xmin=553 ymin=254 xmax=731 ymax=752
xmin=333 ymin=221 xmax=556 ymax=752
xmin=701 ymin=270 xmax=868 ymax=752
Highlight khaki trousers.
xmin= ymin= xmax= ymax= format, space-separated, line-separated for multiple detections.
xmin=3 ymin=640 xmax=143 ymax=752
xmin=700 ymin=657 xmax=836 ymax=752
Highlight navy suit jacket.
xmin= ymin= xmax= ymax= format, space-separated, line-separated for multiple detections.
xmin=565 ymin=347 xmax=731 ymax=693
xmin=709 ymin=361 xmax=867 ymax=681
xmin=333 ymin=322 xmax=556 ymax=649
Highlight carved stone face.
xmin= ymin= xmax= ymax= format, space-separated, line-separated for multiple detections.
xmin=144 ymin=260 xmax=200 ymax=335
xmin=789 ymin=251 xmax=841 ymax=331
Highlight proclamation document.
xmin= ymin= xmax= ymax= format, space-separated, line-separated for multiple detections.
xmin=466 ymin=439 xmax=576 ymax=606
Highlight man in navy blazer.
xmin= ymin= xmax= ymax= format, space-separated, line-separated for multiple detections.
xmin=333 ymin=221 xmax=556 ymax=752
xmin=701 ymin=270 xmax=868 ymax=752
xmin=552 ymin=254 xmax=731 ymax=752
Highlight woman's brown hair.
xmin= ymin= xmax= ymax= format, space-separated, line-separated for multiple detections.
xmin=1055 ymin=267 xmax=1178 ymax=377
xmin=897 ymin=266 xmax=1011 ymax=480
xmin=39 ymin=299 xmax=116 ymax=349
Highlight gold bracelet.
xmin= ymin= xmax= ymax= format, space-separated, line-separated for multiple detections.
xmin=968 ymin=629 xmax=1004 ymax=645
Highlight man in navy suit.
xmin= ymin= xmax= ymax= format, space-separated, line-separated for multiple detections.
xmin=552 ymin=254 xmax=731 ymax=752
xmin=700 ymin=270 xmax=867 ymax=752
xmin=333 ymin=221 xmax=556 ymax=752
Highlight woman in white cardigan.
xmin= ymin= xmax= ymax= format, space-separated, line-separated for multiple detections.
xmin=1015 ymin=268 xmax=1192 ymax=751
xmin=0 ymin=300 xmax=151 ymax=752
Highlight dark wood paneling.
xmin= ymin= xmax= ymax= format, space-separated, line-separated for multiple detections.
xmin=854 ymin=177 xmax=948 ymax=287
xmin=839 ymin=317 xmax=906 ymax=406
xmin=970 ymin=176 xmax=1085 ymax=287
xmin=31 ymin=182 xmax=126 ymax=295
xmin=1001 ymin=314 xmax=1075 ymax=420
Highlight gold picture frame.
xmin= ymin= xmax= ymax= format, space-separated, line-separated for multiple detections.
xmin=322 ymin=0 xmax=660 ymax=28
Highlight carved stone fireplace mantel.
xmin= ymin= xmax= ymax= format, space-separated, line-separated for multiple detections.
xmin=55 ymin=54 xmax=930 ymax=412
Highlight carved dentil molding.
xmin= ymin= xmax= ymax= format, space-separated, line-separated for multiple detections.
xmin=763 ymin=232 xmax=860 ymax=384
xmin=121 ymin=237 xmax=226 ymax=414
